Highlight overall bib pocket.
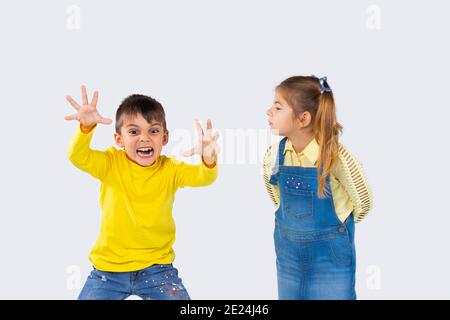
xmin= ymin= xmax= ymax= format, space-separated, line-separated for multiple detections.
xmin=283 ymin=186 xmax=314 ymax=220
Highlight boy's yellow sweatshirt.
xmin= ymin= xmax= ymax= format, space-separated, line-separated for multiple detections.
xmin=68 ymin=126 xmax=218 ymax=272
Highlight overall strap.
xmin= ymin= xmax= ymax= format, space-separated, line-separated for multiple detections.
xmin=275 ymin=137 xmax=288 ymax=170
xmin=269 ymin=137 xmax=288 ymax=185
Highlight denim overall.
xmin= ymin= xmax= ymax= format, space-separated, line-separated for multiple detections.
xmin=269 ymin=137 xmax=356 ymax=300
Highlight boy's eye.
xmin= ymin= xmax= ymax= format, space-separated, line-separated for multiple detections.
xmin=151 ymin=129 xmax=159 ymax=134
xmin=129 ymin=130 xmax=138 ymax=135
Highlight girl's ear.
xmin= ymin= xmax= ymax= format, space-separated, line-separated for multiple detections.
xmin=162 ymin=130 xmax=169 ymax=146
xmin=114 ymin=132 xmax=124 ymax=148
xmin=297 ymin=111 xmax=312 ymax=128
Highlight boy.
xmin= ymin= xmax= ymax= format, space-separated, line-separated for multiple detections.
xmin=65 ymin=85 xmax=219 ymax=300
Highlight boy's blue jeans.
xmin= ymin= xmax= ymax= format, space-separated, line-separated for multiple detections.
xmin=78 ymin=264 xmax=190 ymax=300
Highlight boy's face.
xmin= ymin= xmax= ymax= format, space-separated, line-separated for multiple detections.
xmin=114 ymin=113 xmax=168 ymax=167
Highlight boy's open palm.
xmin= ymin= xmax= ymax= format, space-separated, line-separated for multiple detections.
xmin=64 ymin=85 xmax=112 ymax=127
xmin=183 ymin=119 xmax=219 ymax=165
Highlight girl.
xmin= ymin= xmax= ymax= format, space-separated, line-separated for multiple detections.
xmin=263 ymin=76 xmax=373 ymax=300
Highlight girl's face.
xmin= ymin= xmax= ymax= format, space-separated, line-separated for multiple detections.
xmin=266 ymin=89 xmax=298 ymax=136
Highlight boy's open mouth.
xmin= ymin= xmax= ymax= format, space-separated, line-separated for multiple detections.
xmin=136 ymin=147 xmax=154 ymax=158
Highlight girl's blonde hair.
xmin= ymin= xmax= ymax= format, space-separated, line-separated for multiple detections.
xmin=276 ymin=76 xmax=343 ymax=198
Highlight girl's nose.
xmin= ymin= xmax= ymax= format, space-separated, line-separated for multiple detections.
xmin=266 ymin=107 xmax=272 ymax=116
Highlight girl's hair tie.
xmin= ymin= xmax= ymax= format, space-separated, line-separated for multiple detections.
xmin=319 ymin=76 xmax=332 ymax=94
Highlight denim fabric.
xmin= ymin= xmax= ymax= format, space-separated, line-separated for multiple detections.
xmin=270 ymin=137 xmax=356 ymax=300
xmin=78 ymin=264 xmax=190 ymax=300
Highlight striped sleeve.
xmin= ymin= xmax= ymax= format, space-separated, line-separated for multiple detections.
xmin=334 ymin=144 xmax=374 ymax=222
xmin=263 ymin=144 xmax=280 ymax=208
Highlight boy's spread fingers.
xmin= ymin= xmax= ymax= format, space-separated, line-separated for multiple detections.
xmin=64 ymin=113 xmax=77 ymax=121
xmin=81 ymin=85 xmax=88 ymax=105
xmin=206 ymin=119 xmax=212 ymax=135
xmin=66 ymin=96 xmax=80 ymax=110
xmin=203 ymin=135 xmax=211 ymax=143
xmin=182 ymin=147 xmax=195 ymax=157
xmin=194 ymin=119 xmax=204 ymax=137
xmin=100 ymin=117 xmax=113 ymax=125
xmin=91 ymin=91 xmax=99 ymax=106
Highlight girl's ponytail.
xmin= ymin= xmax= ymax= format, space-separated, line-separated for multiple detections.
xmin=315 ymin=89 xmax=342 ymax=198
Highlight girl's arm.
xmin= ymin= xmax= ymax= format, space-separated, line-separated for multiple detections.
xmin=335 ymin=144 xmax=374 ymax=222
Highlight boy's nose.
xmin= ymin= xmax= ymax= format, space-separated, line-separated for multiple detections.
xmin=140 ymin=134 xmax=151 ymax=142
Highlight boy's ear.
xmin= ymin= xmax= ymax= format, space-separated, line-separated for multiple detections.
xmin=162 ymin=130 xmax=169 ymax=146
xmin=114 ymin=132 xmax=124 ymax=148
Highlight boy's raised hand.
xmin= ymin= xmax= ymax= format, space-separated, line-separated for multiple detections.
xmin=64 ymin=85 xmax=112 ymax=131
xmin=183 ymin=119 xmax=219 ymax=167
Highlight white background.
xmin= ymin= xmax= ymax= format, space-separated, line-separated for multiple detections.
xmin=0 ymin=0 xmax=449 ymax=299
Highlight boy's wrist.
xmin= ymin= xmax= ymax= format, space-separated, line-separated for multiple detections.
xmin=202 ymin=156 xmax=217 ymax=168
xmin=80 ymin=123 xmax=97 ymax=133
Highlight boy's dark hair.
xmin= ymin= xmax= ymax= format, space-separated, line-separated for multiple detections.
xmin=115 ymin=94 xmax=167 ymax=133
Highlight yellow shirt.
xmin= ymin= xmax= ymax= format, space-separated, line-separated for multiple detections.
xmin=263 ymin=138 xmax=373 ymax=223
xmin=68 ymin=126 xmax=218 ymax=272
